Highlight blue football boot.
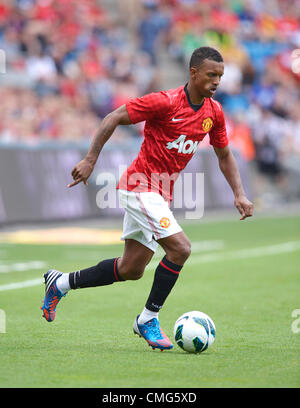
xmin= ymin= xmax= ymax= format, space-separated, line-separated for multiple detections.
xmin=40 ymin=269 xmax=66 ymax=322
xmin=133 ymin=315 xmax=173 ymax=351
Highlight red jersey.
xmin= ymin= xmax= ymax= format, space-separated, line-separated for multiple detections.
xmin=117 ymin=84 xmax=228 ymax=202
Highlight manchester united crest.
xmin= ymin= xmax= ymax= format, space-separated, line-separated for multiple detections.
xmin=160 ymin=217 xmax=170 ymax=228
xmin=202 ymin=117 xmax=213 ymax=132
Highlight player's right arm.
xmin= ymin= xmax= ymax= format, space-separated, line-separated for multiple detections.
xmin=68 ymin=104 xmax=131 ymax=188
xmin=68 ymin=90 xmax=170 ymax=188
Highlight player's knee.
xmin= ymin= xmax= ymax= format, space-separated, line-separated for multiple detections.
xmin=180 ymin=241 xmax=191 ymax=262
xmin=124 ymin=269 xmax=144 ymax=281
xmin=128 ymin=269 xmax=144 ymax=280
xmin=119 ymin=264 xmax=145 ymax=281
xmin=167 ymin=240 xmax=191 ymax=265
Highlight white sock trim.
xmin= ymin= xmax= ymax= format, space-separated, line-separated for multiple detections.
xmin=56 ymin=273 xmax=70 ymax=294
xmin=138 ymin=307 xmax=159 ymax=324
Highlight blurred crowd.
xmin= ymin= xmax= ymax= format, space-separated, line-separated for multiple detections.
xmin=0 ymin=0 xmax=300 ymax=196
xmin=0 ymin=0 xmax=160 ymax=144
xmin=159 ymin=0 xmax=300 ymax=183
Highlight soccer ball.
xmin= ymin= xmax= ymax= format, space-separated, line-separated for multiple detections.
xmin=173 ymin=311 xmax=216 ymax=353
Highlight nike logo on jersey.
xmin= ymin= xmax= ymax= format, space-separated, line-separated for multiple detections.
xmin=171 ymin=117 xmax=184 ymax=122
xmin=166 ymin=134 xmax=199 ymax=154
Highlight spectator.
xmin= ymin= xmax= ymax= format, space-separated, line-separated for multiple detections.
xmin=0 ymin=0 xmax=160 ymax=144
xmin=0 ymin=0 xmax=299 ymax=199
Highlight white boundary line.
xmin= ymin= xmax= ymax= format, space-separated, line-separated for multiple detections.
xmin=187 ymin=240 xmax=300 ymax=265
xmin=0 ymin=261 xmax=47 ymax=273
xmin=0 ymin=241 xmax=299 ymax=292
xmin=0 ymin=278 xmax=43 ymax=292
xmin=63 ymin=240 xmax=224 ymax=260
xmin=147 ymin=241 xmax=300 ymax=269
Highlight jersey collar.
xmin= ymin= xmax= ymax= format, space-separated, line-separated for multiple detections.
xmin=184 ymin=83 xmax=205 ymax=112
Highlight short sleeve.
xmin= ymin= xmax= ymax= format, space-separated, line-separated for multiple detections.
xmin=126 ymin=91 xmax=171 ymax=124
xmin=209 ymin=101 xmax=229 ymax=148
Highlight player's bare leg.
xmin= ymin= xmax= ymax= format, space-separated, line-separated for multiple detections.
xmin=157 ymin=231 xmax=191 ymax=265
xmin=117 ymin=238 xmax=154 ymax=281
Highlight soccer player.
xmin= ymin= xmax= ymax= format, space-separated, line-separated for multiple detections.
xmin=41 ymin=47 xmax=253 ymax=350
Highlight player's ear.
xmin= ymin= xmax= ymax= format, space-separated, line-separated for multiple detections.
xmin=190 ymin=66 xmax=202 ymax=81
xmin=190 ymin=66 xmax=198 ymax=79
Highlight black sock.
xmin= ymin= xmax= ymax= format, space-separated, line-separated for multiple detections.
xmin=145 ymin=256 xmax=183 ymax=312
xmin=69 ymin=258 xmax=123 ymax=289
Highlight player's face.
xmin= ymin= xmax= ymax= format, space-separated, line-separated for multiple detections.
xmin=190 ymin=59 xmax=224 ymax=98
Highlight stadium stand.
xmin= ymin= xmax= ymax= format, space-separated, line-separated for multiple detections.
xmin=0 ymin=0 xmax=161 ymax=145
xmin=0 ymin=0 xmax=299 ymax=204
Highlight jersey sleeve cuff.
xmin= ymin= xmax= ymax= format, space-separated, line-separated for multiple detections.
xmin=125 ymin=102 xmax=139 ymax=124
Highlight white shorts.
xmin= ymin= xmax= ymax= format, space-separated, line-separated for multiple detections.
xmin=118 ymin=189 xmax=182 ymax=253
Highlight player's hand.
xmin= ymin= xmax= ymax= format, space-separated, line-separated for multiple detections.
xmin=67 ymin=159 xmax=94 ymax=188
xmin=234 ymin=195 xmax=253 ymax=220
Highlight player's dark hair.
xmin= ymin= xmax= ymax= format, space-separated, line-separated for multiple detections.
xmin=189 ymin=47 xmax=223 ymax=69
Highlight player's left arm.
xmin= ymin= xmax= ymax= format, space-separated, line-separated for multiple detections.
xmin=213 ymin=145 xmax=254 ymax=220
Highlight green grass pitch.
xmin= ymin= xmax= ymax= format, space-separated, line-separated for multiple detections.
xmin=0 ymin=214 xmax=299 ymax=388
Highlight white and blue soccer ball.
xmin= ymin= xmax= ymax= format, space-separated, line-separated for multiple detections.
xmin=173 ymin=311 xmax=216 ymax=353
